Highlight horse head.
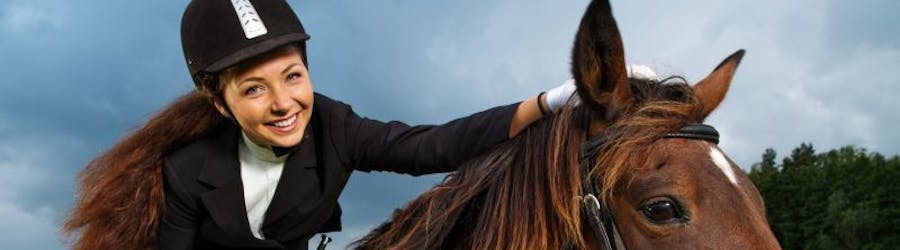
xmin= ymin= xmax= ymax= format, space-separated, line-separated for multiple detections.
xmin=571 ymin=0 xmax=779 ymax=249
xmin=353 ymin=1 xmax=781 ymax=249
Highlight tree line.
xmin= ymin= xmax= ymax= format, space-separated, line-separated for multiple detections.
xmin=748 ymin=143 xmax=900 ymax=249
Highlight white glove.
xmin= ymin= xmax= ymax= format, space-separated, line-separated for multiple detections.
xmin=626 ymin=64 xmax=658 ymax=81
xmin=544 ymin=64 xmax=658 ymax=114
xmin=544 ymin=79 xmax=577 ymax=113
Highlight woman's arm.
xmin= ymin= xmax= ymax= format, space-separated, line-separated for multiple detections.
xmin=510 ymin=80 xmax=577 ymax=137
xmin=342 ymin=100 xmax=517 ymax=175
xmin=509 ymin=95 xmax=543 ymax=138
xmin=324 ymin=81 xmax=576 ymax=175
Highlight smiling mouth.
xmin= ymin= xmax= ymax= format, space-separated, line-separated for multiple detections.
xmin=268 ymin=113 xmax=298 ymax=129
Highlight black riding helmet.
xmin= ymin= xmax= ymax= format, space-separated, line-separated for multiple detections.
xmin=181 ymin=0 xmax=310 ymax=90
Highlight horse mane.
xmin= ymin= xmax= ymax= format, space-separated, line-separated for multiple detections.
xmin=353 ymin=77 xmax=703 ymax=249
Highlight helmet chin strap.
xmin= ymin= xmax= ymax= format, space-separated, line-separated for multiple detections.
xmin=217 ymin=93 xmax=241 ymax=125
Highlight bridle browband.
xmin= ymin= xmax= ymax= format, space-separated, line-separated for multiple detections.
xmin=576 ymin=123 xmax=720 ymax=250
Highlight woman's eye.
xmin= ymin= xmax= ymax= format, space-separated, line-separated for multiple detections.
xmin=639 ymin=198 xmax=687 ymax=224
xmin=286 ymin=72 xmax=303 ymax=81
xmin=244 ymin=86 xmax=264 ymax=96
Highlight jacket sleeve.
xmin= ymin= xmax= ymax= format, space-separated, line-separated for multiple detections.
xmin=343 ymin=101 xmax=519 ymax=175
xmin=157 ymin=160 xmax=198 ymax=250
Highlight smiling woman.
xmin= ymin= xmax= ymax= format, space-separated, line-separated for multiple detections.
xmin=214 ymin=45 xmax=314 ymax=149
xmin=60 ymin=0 xmax=572 ymax=249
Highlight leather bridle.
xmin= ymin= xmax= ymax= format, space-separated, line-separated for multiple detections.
xmin=576 ymin=124 xmax=720 ymax=250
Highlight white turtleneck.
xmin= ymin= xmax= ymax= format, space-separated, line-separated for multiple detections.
xmin=238 ymin=132 xmax=288 ymax=240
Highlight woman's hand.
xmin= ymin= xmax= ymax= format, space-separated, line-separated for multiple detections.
xmin=540 ymin=64 xmax=659 ymax=114
xmin=510 ymin=64 xmax=658 ymax=138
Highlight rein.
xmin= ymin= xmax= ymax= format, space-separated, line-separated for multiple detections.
xmin=576 ymin=124 xmax=720 ymax=250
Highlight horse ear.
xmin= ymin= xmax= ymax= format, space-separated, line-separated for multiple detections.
xmin=571 ymin=0 xmax=630 ymax=119
xmin=693 ymin=49 xmax=745 ymax=120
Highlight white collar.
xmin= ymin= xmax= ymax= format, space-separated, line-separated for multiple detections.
xmin=240 ymin=132 xmax=289 ymax=163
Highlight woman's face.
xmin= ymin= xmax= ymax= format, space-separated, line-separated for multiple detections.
xmin=215 ymin=47 xmax=313 ymax=148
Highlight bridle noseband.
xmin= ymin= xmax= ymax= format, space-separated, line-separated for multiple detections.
xmin=576 ymin=124 xmax=720 ymax=250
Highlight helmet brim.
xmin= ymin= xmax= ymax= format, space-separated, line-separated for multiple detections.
xmin=204 ymin=33 xmax=310 ymax=73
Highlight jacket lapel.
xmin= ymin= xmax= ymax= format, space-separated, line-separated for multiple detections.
xmin=262 ymin=122 xmax=320 ymax=229
xmin=196 ymin=125 xmax=278 ymax=247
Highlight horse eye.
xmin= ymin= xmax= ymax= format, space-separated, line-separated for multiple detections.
xmin=639 ymin=198 xmax=686 ymax=224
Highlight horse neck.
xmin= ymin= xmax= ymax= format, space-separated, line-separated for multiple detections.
xmin=353 ymin=108 xmax=593 ymax=249
xmin=459 ymin=107 xmax=594 ymax=249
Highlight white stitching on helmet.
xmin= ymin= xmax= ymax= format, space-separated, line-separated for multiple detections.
xmin=231 ymin=0 xmax=268 ymax=39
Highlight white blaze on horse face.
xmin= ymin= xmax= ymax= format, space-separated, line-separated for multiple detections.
xmin=709 ymin=146 xmax=739 ymax=185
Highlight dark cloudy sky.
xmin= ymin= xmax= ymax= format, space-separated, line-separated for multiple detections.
xmin=0 ymin=0 xmax=897 ymax=249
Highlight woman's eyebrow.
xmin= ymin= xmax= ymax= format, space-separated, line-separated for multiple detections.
xmin=236 ymin=63 xmax=303 ymax=85
xmin=238 ymin=76 xmax=266 ymax=86
xmin=282 ymin=63 xmax=302 ymax=74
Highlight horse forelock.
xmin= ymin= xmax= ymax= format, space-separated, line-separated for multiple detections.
xmin=590 ymin=77 xmax=703 ymax=203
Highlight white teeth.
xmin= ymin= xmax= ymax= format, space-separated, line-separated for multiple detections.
xmin=272 ymin=114 xmax=296 ymax=128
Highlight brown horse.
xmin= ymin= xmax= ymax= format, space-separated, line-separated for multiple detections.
xmin=353 ymin=0 xmax=780 ymax=249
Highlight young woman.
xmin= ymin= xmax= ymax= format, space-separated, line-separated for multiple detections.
xmin=62 ymin=1 xmax=578 ymax=249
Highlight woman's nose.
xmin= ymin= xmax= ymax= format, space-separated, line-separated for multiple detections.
xmin=270 ymin=88 xmax=293 ymax=114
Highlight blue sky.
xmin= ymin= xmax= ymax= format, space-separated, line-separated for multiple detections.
xmin=0 ymin=0 xmax=897 ymax=249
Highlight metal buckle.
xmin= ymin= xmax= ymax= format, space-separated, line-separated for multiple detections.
xmin=316 ymin=234 xmax=332 ymax=250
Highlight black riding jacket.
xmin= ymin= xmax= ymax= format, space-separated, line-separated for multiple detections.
xmin=158 ymin=93 xmax=517 ymax=249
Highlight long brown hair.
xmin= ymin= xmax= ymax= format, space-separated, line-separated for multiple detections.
xmin=61 ymin=90 xmax=227 ymax=249
xmin=62 ymin=43 xmax=307 ymax=249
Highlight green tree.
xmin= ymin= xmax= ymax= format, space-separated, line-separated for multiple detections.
xmin=748 ymin=144 xmax=900 ymax=250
